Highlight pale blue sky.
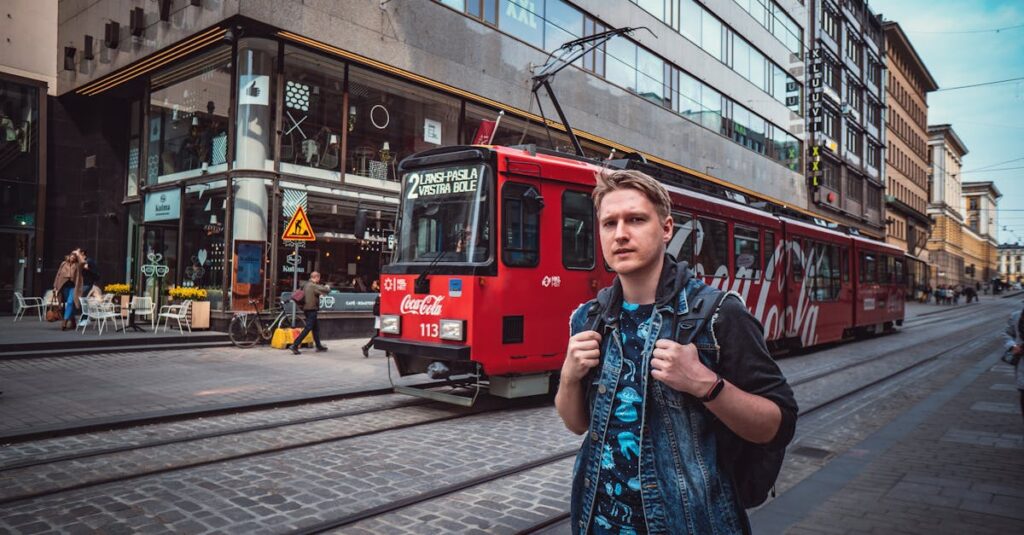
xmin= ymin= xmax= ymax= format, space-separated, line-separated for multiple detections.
xmin=871 ymin=0 xmax=1024 ymax=244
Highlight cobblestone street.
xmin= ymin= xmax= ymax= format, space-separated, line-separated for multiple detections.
xmin=0 ymin=297 xmax=1021 ymax=534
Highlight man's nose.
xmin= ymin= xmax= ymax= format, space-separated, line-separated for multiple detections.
xmin=613 ymin=221 xmax=629 ymax=241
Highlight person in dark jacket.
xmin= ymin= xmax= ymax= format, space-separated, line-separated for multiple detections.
xmin=289 ymin=271 xmax=330 ymax=355
xmin=557 ymin=169 xmax=796 ymax=534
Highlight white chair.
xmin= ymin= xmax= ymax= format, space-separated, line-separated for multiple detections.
xmin=89 ymin=300 xmax=123 ymax=335
xmin=157 ymin=299 xmax=192 ymax=334
xmin=13 ymin=291 xmax=45 ymax=322
xmin=131 ymin=296 xmax=156 ymax=328
xmin=77 ymin=296 xmax=92 ymax=328
xmin=78 ymin=298 xmax=97 ymax=333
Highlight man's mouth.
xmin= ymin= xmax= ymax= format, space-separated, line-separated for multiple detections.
xmin=613 ymin=248 xmax=634 ymax=256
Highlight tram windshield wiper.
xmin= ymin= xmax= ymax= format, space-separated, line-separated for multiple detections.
xmin=414 ymin=248 xmax=450 ymax=294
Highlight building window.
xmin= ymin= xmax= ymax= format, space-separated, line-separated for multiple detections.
xmin=866 ymin=142 xmax=880 ymax=169
xmin=846 ymin=125 xmax=862 ymax=157
xmin=347 ymin=66 xmax=461 ymax=181
xmin=822 ymin=7 xmax=839 ymax=41
xmin=544 ymin=0 xmax=584 ymax=53
xmin=845 ymin=33 xmax=862 ymax=67
xmin=867 ymin=57 xmax=881 ymax=86
xmin=822 ymin=106 xmax=839 ymax=140
xmin=562 ymin=190 xmax=594 ymax=269
xmin=847 ymin=174 xmax=863 ymax=202
xmin=845 ymin=83 xmax=862 ymax=115
xmin=581 ymin=16 xmax=607 ymax=77
xmin=280 ymin=46 xmax=345 ymax=176
xmin=821 ymin=158 xmax=840 ymax=191
xmin=605 ymin=35 xmax=638 ymax=92
xmin=866 ymin=99 xmax=881 ymax=129
xmin=968 ymin=197 xmax=979 ymax=210
xmin=147 ymin=47 xmax=232 ymax=184
xmin=866 ymin=184 xmax=881 ymax=211
xmin=499 ymin=0 xmax=544 ymax=48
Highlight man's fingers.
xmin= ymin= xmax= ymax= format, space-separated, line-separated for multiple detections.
xmin=574 ymin=330 xmax=603 ymax=343
xmin=575 ymin=348 xmax=602 ymax=360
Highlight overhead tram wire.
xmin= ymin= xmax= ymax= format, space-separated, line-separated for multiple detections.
xmin=933 ymin=75 xmax=1024 ymax=92
xmin=961 ymin=156 xmax=1024 ymax=173
xmin=906 ymin=22 xmax=1024 ymax=35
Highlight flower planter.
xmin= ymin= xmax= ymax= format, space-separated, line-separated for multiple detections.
xmin=189 ymin=300 xmax=211 ymax=330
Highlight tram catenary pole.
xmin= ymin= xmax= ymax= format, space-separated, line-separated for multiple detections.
xmin=530 ymin=26 xmax=654 ymax=157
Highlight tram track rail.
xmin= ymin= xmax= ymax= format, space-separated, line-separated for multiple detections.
xmin=0 ymin=381 xmax=448 ymax=446
xmin=0 ymin=392 xmax=529 ymax=508
xmin=289 ymin=448 xmax=579 ymax=535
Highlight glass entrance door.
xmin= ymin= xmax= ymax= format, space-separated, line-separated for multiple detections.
xmin=0 ymin=232 xmax=32 ymax=314
xmin=139 ymin=226 xmax=178 ymax=310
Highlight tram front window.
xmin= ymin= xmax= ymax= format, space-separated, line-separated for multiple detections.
xmin=397 ymin=164 xmax=491 ymax=265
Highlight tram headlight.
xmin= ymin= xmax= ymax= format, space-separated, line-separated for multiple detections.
xmin=380 ymin=315 xmax=401 ymax=335
xmin=439 ymin=319 xmax=466 ymax=341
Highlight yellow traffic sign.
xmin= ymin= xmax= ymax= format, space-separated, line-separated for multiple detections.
xmin=282 ymin=206 xmax=316 ymax=241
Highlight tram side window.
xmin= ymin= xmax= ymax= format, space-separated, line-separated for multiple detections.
xmin=733 ymin=225 xmax=761 ymax=279
xmin=562 ymin=190 xmax=594 ymax=269
xmin=668 ymin=212 xmax=695 ymax=265
xmin=811 ymin=243 xmax=841 ymax=301
xmin=764 ymin=231 xmax=776 ymax=280
xmin=695 ymin=218 xmax=729 ymax=278
xmin=894 ymin=257 xmax=905 ymax=285
xmin=860 ymin=253 xmax=877 ymax=283
xmin=502 ymin=183 xmax=540 ymax=267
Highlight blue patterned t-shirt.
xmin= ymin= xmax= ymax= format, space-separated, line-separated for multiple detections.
xmin=591 ymin=301 xmax=654 ymax=535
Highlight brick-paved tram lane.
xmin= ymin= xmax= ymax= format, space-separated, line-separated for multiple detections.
xmin=752 ymin=351 xmax=1024 ymax=534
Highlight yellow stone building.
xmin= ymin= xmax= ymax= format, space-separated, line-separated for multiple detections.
xmin=926 ymin=125 xmax=966 ymax=287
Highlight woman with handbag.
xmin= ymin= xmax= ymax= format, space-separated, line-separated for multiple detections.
xmin=52 ymin=252 xmax=84 ymax=331
xmin=1004 ymin=304 xmax=1024 ymax=424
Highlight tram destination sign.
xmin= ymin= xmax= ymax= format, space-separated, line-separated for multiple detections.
xmin=407 ymin=166 xmax=480 ymax=199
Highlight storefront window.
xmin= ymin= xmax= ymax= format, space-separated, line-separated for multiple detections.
xmin=126 ymin=100 xmax=141 ymax=198
xmin=0 ymin=79 xmax=39 ymax=228
xmin=280 ymin=46 xmax=345 ymax=179
xmin=347 ymin=66 xmax=460 ymax=182
xmin=147 ymin=47 xmax=232 ymax=184
xmin=182 ymin=181 xmax=227 ymax=309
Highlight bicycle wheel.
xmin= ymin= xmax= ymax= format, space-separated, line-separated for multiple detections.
xmin=228 ymin=314 xmax=261 ymax=348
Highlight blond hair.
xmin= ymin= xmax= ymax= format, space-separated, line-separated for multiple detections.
xmin=592 ymin=169 xmax=671 ymax=219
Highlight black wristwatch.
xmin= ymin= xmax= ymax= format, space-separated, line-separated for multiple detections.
xmin=701 ymin=375 xmax=726 ymax=403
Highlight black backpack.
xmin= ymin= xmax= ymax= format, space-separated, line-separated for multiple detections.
xmin=582 ymin=281 xmax=787 ymax=509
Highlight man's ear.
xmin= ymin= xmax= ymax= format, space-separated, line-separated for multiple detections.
xmin=662 ymin=215 xmax=674 ymax=243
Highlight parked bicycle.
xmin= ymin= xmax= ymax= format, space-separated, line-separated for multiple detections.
xmin=228 ymin=297 xmax=305 ymax=348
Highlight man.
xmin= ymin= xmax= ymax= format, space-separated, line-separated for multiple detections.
xmin=556 ymin=170 xmax=797 ymax=534
xmin=289 ymin=271 xmax=330 ymax=355
xmin=1004 ymin=304 xmax=1024 ymax=424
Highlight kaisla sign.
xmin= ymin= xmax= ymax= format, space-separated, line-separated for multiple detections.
xmin=282 ymin=206 xmax=316 ymax=241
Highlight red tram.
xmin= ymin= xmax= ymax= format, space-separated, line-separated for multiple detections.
xmin=372 ymin=145 xmax=905 ymax=404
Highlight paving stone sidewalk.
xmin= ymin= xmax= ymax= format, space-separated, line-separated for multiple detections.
xmin=751 ymin=350 xmax=1024 ymax=534
xmin=0 ymin=340 xmax=409 ymax=439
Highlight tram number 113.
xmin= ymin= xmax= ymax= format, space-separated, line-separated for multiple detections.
xmin=419 ymin=323 xmax=439 ymax=338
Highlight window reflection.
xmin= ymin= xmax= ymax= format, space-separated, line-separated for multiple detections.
xmin=147 ymin=48 xmax=232 ymax=184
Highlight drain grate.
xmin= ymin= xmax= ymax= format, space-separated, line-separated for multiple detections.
xmin=791 ymin=446 xmax=833 ymax=459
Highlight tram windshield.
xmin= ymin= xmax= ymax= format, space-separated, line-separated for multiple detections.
xmin=396 ymin=164 xmax=492 ymax=265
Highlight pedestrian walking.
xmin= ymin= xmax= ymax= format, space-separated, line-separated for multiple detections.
xmin=1003 ymin=304 xmax=1024 ymax=424
xmin=52 ymin=252 xmax=83 ymax=331
xmin=289 ymin=271 xmax=330 ymax=355
xmin=361 ymin=295 xmax=380 ymax=358
xmin=556 ymin=169 xmax=797 ymax=534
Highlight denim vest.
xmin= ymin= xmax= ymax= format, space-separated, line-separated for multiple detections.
xmin=568 ymin=277 xmax=744 ymax=535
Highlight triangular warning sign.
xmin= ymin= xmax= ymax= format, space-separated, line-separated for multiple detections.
xmin=282 ymin=206 xmax=316 ymax=241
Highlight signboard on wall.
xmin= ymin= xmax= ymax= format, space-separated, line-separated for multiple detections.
xmin=144 ymin=190 xmax=181 ymax=222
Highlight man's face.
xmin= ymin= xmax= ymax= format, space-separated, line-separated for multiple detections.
xmin=310 ymin=272 xmax=321 ymax=283
xmin=598 ymin=188 xmax=672 ymax=277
